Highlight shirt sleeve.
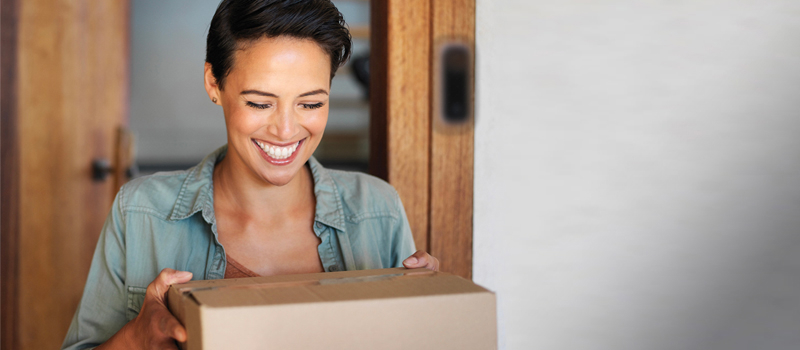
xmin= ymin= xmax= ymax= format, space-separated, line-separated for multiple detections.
xmin=61 ymin=190 xmax=130 ymax=350
xmin=391 ymin=189 xmax=417 ymax=267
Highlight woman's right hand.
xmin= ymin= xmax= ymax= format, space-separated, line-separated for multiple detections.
xmin=97 ymin=268 xmax=193 ymax=350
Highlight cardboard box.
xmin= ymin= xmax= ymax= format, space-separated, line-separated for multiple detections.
xmin=167 ymin=267 xmax=496 ymax=350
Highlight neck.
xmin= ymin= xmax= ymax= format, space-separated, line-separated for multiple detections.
xmin=213 ymin=153 xmax=314 ymax=218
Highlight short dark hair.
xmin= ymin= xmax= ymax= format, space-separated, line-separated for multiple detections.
xmin=206 ymin=0 xmax=352 ymax=89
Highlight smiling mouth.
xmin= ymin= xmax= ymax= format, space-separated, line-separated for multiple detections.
xmin=252 ymin=138 xmax=303 ymax=164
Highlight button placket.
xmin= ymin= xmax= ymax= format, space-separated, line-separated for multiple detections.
xmin=316 ymin=222 xmax=341 ymax=273
xmin=210 ymin=245 xmax=225 ymax=278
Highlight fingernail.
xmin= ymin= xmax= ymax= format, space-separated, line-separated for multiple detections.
xmin=405 ymin=257 xmax=418 ymax=265
xmin=177 ymin=271 xmax=192 ymax=278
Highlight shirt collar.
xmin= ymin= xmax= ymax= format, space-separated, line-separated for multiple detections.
xmin=168 ymin=145 xmax=346 ymax=233
xmin=307 ymin=156 xmax=346 ymax=231
xmin=168 ymin=145 xmax=223 ymax=223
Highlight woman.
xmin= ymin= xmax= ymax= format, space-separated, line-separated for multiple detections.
xmin=62 ymin=1 xmax=439 ymax=349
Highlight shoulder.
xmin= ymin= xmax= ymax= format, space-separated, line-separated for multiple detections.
xmin=325 ymin=169 xmax=404 ymax=221
xmin=116 ymin=169 xmax=193 ymax=218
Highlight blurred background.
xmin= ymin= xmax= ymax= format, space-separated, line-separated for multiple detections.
xmin=130 ymin=0 xmax=371 ymax=175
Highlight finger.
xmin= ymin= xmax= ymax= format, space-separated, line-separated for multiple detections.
xmin=149 ymin=268 xmax=193 ymax=302
xmin=418 ymin=255 xmax=436 ymax=270
xmin=411 ymin=251 xmax=439 ymax=271
xmin=160 ymin=268 xmax=193 ymax=286
xmin=403 ymin=251 xmax=429 ymax=268
xmin=159 ymin=311 xmax=188 ymax=343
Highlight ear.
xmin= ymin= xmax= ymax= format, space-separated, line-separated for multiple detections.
xmin=204 ymin=62 xmax=221 ymax=104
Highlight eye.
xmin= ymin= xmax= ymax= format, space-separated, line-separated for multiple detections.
xmin=246 ymin=101 xmax=271 ymax=110
xmin=302 ymin=102 xmax=324 ymax=110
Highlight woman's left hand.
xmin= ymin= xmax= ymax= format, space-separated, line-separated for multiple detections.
xmin=402 ymin=250 xmax=440 ymax=271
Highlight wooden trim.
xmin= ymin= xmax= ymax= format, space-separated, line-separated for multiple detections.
xmin=428 ymin=0 xmax=475 ymax=279
xmin=1 ymin=0 xmax=20 ymax=347
xmin=368 ymin=0 xmax=388 ymax=181
xmin=370 ymin=0 xmax=474 ymax=278
xmin=370 ymin=0 xmax=432 ymax=252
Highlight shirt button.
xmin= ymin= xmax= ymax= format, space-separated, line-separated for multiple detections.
xmin=315 ymin=222 xmax=323 ymax=230
xmin=328 ymin=265 xmax=340 ymax=272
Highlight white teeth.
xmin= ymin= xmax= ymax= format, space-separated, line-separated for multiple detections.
xmin=256 ymin=140 xmax=300 ymax=160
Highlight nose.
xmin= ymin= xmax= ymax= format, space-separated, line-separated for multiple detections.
xmin=268 ymin=104 xmax=299 ymax=140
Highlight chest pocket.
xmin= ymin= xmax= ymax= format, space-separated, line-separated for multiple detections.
xmin=126 ymin=286 xmax=147 ymax=321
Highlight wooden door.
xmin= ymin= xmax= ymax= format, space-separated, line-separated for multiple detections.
xmin=370 ymin=0 xmax=475 ymax=279
xmin=1 ymin=0 xmax=130 ymax=349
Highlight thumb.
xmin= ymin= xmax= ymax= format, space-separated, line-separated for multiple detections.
xmin=150 ymin=269 xmax=193 ymax=302
xmin=403 ymin=250 xmax=428 ymax=268
xmin=172 ymin=270 xmax=193 ymax=284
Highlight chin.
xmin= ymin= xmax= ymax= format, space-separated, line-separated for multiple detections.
xmin=262 ymin=175 xmax=294 ymax=187
xmin=257 ymin=163 xmax=304 ymax=187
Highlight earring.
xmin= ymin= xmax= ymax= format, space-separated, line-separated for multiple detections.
xmin=212 ymin=97 xmax=218 ymax=103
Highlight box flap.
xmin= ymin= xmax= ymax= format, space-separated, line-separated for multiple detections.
xmin=170 ymin=268 xmax=490 ymax=308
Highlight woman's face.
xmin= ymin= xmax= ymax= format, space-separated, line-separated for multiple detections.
xmin=205 ymin=36 xmax=331 ymax=186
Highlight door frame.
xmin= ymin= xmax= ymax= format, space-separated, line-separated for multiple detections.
xmin=1 ymin=0 xmax=21 ymax=348
xmin=370 ymin=0 xmax=476 ymax=279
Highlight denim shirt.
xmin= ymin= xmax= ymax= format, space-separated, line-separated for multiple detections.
xmin=61 ymin=145 xmax=416 ymax=350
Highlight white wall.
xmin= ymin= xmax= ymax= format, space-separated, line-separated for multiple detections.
xmin=473 ymin=1 xmax=800 ymax=349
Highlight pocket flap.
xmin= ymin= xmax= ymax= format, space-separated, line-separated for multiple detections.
xmin=126 ymin=286 xmax=147 ymax=321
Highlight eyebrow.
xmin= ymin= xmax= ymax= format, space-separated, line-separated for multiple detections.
xmin=240 ymin=89 xmax=329 ymax=98
xmin=241 ymin=90 xmax=278 ymax=97
xmin=298 ymin=89 xmax=329 ymax=97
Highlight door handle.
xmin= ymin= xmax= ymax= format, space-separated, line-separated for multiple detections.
xmin=92 ymin=158 xmax=113 ymax=181
xmin=92 ymin=158 xmax=137 ymax=182
xmin=437 ymin=42 xmax=472 ymax=125
xmin=441 ymin=44 xmax=471 ymax=123
xmin=433 ymin=40 xmax=473 ymax=131
xmin=91 ymin=127 xmax=138 ymax=184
